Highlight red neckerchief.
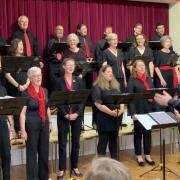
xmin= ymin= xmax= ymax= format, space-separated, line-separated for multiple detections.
xmin=136 ymin=73 xmax=153 ymax=102
xmin=28 ymin=83 xmax=46 ymax=123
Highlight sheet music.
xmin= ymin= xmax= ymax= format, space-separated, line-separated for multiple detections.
xmin=134 ymin=114 xmax=157 ymax=130
xmin=149 ymin=111 xmax=176 ymax=124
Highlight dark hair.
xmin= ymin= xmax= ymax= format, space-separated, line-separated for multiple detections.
xmin=156 ymin=22 xmax=164 ymax=29
xmin=134 ymin=34 xmax=149 ymax=47
xmin=134 ymin=22 xmax=142 ymax=28
xmin=9 ymin=38 xmax=22 ymax=56
xmin=77 ymin=23 xmax=86 ymax=30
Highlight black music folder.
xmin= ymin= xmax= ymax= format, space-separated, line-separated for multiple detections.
xmin=1 ymin=56 xmax=40 ymax=74
xmin=0 ymin=45 xmax=10 ymax=56
xmin=148 ymin=41 xmax=162 ymax=50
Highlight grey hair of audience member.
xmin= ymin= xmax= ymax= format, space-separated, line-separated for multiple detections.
xmin=83 ymin=157 xmax=131 ymax=180
xmin=27 ymin=67 xmax=41 ymax=79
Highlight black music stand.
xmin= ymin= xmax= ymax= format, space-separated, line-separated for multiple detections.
xmin=75 ymin=61 xmax=99 ymax=77
xmin=0 ymin=45 xmax=10 ymax=56
xmin=148 ymin=41 xmax=162 ymax=51
xmin=1 ymin=56 xmax=40 ymax=74
xmin=0 ymin=97 xmax=27 ymax=116
xmin=48 ymin=90 xmax=91 ymax=180
xmin=51 ymin=42 xmax=68 ymax=54
xmin=135 ymin=111 xmax=180 ymax=180
xmin=117 ymin=42 xmax=132 ymax=52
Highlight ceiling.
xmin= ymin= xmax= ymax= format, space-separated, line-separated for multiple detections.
xmin=128 ymin=0 xmax=178 ymax=3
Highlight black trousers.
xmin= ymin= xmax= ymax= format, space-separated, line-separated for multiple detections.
xmin=0 ymin=119 xmax=11 ymax=180
xmin=97 ymin=131 xmax=118 ymax=159
xmin=134 ymin=121 xmax=151 ymax=155
xmin=26 ymin=121 xmax=49 ymax=180
xmin=57 ymin=117 xmax=82 ymax=171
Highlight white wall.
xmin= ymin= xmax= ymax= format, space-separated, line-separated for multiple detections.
xmin=169 ymin=2 xmax=180 ymax=54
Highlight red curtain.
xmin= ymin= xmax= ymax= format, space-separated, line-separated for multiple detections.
xmin=0 ymin=0 xmax=168 ymax=54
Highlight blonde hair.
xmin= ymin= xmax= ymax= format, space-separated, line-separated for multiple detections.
xmin=131 ymin=59 xmax=147 ymax=78
xmin=83 ymin=157 xmax=131 ymax=180
xmin=105 ymin=33 xmax=118 ymax=42
xmin=93 ymin=65 xmax=120 ymax=91
xmin=66 ymin=33 xmax=79 ymax=45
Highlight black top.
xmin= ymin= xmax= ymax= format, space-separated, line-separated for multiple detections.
xmin=154 ymin=50 xmax=175 ymax=67
xmin=95 ymin=38 xmax=106 ymax=63
xmin=53 ymin=76 xmax=84 ymax=118
xmin=78 ymin=35 xmax=94 ymax=58
xmin=21 ymin=88 xmax=49 ymax=124
xmin=13 ymin=29 xmax=39 ymax=56
xmin=127 ymin=77 xmax=159 ymax=115
xmin=103 ymin=48 xmax=125 ymax=78
xmin=0 ymin=85 xmax=8 ymax=121
xmin=0 ymin=36 xmax=6 ymax=46
xmin=46 ymin=37 xmax=66 ymax=73
xmin=168 ymin=99 xmax=180 ymax=112
xmin=63 ymin=48 xmax=86 ymax=62
xmin=126 ymin=34 xmax=136 ymax=44
xmin=129 ymin=47 xmax=154 ymax=75
xmin=151 ymin=34 xmax=162 ymax=41
xmin=92 ymin=85 xmax=121 ymax=132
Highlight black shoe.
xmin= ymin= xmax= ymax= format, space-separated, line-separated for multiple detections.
xmin=72 ymin=168 xmax=83 ymax=177
xmin=57 ymin=171 xmax=65 ymax=179
xmin=137 ymin=160 xmax=145 ymax=167
xmin=145 ymin=158 xmax=155 ymax=166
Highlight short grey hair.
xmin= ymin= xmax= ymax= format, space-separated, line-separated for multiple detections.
xmin=83 ymin=157 xmax=131 ymax=180
xmin=160 ymin=35 xmax=172 ymax=46
xmin=66 ymin=33 xmax=79 ymax=45
xmin=106 ymin=33 xmax=118 ymax=42
xmin=27 ymin=67 xmax=41 ymax=78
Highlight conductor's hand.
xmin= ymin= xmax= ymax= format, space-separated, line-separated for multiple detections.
xmin=160 ymin=78 xmax=167 ymax=87
xmin=21 ymin=130 xmax=28 ymax=141
xmin=154 ymin=91 xmax=172 ymax=107
xmin=69 ymin=113 xmax=79 ymax=121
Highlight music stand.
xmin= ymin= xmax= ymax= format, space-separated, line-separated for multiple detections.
xmin=1 ymin=56 xmax=40 ymax=74
xmin=0 ymin=97 xmax=27 ymax=116
xmin=48 ymin=90 xmax=91 ymax=180
xmin=117 ymin=42 xmax=132 ymax=52
xmin=75 ymin=61 xmax=99 ymax=77
xmin=51 ymin=42 xmax=69 ymax=54
xmin=148 ymin=41 xmax=162 ymax=51
xmin=0 ymin=45 xmax=10 ymax=56
xmin=135 ymin=111 xmax=180 ymax=180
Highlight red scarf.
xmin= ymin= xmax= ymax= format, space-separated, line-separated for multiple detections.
xmin=136 ymin=73 xmax=153 ymax=102
xmin=64 ymin=76 xmax=73 ymax=114
xmin=83 ymin=37 xmax=91 ymax=58
xmin=28 ymin=83 xmax=46 ymax=123
xmin=24 ymin=32 xmax=32 ymax=56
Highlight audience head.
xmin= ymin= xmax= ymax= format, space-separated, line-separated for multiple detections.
xmin=104 ymin=26 xmax=113 ymax=36
xmin=93 ymin=65 xmax=119 ymax=91
xmin=55 ymin=25 xmax=64 ymax=40
xmin=160 ymin=35 xmax=172 ymax=49
xmin=156 ymin=22 xmax=165 ymax=37
xmin=66 ymin=33 xmax=79 ymax=49
xmin=131 ymin=59 xmax=147 ymax=77
xmin=83 ymin=157 xmax=131 ymax=180
xmin=27 ymin=67 xmax=42 ymax=87
xmin=9 ymin=38 xmax=24 ymax=56
xmin=62 ymin=58 xmax=75 ymax=75
xmin=18 ymin=15 xmax=29 ymax=31
xmin=106 ymin=33 xmax=118 ymax=48
xmin=134 ymin=23 xmax=143 ymax=35
xmin=135 ymin=34 xmax=148 ymax=47
xmin=77 ymin=23 xmax=88 ymax=36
